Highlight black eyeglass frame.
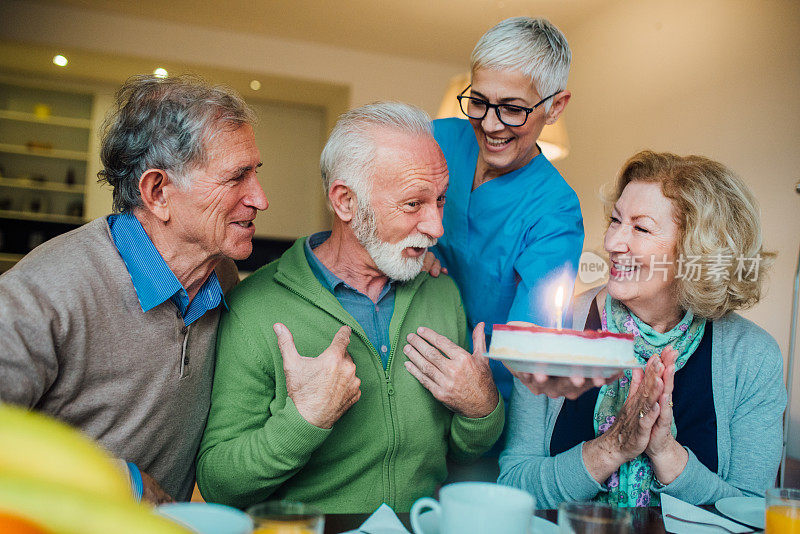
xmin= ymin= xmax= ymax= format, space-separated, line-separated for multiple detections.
xmin=456 ymin=84 xmax=560 ymax=127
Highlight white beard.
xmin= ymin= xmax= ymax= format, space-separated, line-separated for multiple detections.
xmin=351 ymin=201 xmax=437 ymax=282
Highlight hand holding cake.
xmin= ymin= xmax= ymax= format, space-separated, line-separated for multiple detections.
xmin=498 ymin=321 xmax=621 ymax=400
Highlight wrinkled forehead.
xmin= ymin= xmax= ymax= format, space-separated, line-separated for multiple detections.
xmin=371 ymin=132 xmax=448 ymax=194
xmin=616 ymin=180 xmax=679 ymax=225
xmin=195 ymin=122 xmax=258 ymax=167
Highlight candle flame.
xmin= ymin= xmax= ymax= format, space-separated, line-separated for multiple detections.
xmin=554 ymin=286 xmax=564 ymax=308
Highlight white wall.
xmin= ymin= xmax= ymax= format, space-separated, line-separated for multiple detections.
xmin=248 ymin=99 xmax=327 ymax=239
xmin=556 ymin=0 xmax=800 ymax=455
xmin=0 ymin=0 xmax=463 ymax=116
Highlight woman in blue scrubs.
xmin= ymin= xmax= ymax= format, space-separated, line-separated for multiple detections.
xmin=432 ymin=17 xmax=584 ymax=402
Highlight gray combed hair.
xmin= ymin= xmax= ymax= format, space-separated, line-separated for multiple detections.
xmin=320 ymin=101 xmax=432 ymax=207
xmin=98 ymin=74 xmax=256 ymax=213
xmin=471 ymin=17 xmax=571 ymax=112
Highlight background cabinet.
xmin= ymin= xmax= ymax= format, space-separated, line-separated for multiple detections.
xmin=0 ymin=81 xmax=93 ymax=271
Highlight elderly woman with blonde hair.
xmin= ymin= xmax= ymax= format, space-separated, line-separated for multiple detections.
xmin=498 ymin=150 xmax=786 ymax=508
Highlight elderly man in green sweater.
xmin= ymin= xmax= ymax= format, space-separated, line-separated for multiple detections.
xmin=196 ymin=102 xmax=504 ymax=513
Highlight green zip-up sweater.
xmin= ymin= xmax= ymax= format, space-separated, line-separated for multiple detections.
xmin=196 ymin=238 xmax=504 ymax=513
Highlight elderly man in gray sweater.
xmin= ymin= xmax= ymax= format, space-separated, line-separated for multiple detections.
xmin=0 ymin=75 xmax=268 ymax=503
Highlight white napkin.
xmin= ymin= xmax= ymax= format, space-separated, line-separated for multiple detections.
xmin=340 ymin=503 xmax=411 ymax=534
xmin=661 ymin=494 xmax=751 ymax=533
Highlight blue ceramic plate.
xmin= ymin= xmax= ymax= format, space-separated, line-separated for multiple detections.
xmin=157 ymin=502 xmax=254 ymax=534
xmin=714 ymin=496 xmax=765 ymax=529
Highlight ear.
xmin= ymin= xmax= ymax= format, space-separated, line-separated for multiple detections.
xmin=545 ymin=90 xmax=571 ymax=125
xmin=138 ymin=169 xmax=172 ymax=222
xmin=328 ymin=180 xmax=357 ymax=223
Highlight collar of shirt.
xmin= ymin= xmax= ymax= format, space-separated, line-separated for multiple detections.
xmin=303 ymin=231 xmax=394 ymax=300
xmin=108 ymin=212 xmax=226 ymax=325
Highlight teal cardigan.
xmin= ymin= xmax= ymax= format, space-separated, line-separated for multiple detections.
xmin=498 ymin=286 xmax=786 ymax=508
xmin=197 ymin=238 xmax=504 ymax=513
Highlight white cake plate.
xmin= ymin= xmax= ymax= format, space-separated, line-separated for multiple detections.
xmin=486 ymin=352 xmax=644 ymax=378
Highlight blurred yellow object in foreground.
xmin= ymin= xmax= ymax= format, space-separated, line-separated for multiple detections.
xmin=0 ymin=404 xmax=129 ymax=500
xmin=0 ymin=475 xmax=189 ymax=534
xmin=0 ymin=511 xmax=50 ymax=534
xmin=0 ymin=405 xmax=189 ymax=533
xmin=253 ymin=523 xmax=317 ymax=534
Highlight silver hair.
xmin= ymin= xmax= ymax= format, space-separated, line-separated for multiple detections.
xmin=471 ymin=17 xmax=571 ymax=112
xmin=97 ymin=74 xmax=256 ymax=213
xmin=319 ymin=101 xmax=432 ymax=208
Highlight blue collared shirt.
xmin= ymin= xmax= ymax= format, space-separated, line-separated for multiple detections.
xmin=108 ymin=211 xmax=226 ymax=326
xmin=304 ymin=231 xmax=395 ymax=369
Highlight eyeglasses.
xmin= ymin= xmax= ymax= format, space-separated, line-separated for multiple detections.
xmin=456 ymin=85 xmax=559 ymax=127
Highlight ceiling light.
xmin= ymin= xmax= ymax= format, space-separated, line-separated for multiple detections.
xmin=153 ymin=68 xmax=168 ymax=78
xmin=52 ymin=55 xmax=68 ymax=67
xmin=250 ymin=80 xmax=261 ymax=91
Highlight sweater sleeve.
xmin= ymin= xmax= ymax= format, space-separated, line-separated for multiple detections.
xmin=0 ymin=269 xmax=59 ymax=407
xmin=449 ymin=397 xmax=505 ymax=462
xmin=506 ymin=189 xmax=584 ymax=329
xmin=652 ymin=329 xmax=786 ymax=504
xmin=498 ymin=378 xmax=604 ymax=509
xmin=196 ymin=307 xmax=331 ymax=508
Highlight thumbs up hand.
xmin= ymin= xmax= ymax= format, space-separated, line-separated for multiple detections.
xmin=274 ymin=323 xmax=361 ymax=429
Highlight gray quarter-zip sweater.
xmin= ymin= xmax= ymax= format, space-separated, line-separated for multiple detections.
xmin=0 ymin=216 xmax=238 ymax=500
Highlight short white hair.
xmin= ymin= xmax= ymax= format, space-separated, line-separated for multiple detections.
xmin=320 ymin=101 xmax=432 ymax=207
xmin=471 ymin=17 xmax=571 ymax=112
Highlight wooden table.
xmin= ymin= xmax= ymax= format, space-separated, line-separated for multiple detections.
xmin=323 ymin=505 xmax=740 ymax=533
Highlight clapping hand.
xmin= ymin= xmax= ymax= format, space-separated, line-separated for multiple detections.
xmin=583 ymin=355 xmax=665 ymax=483
xmin=607 ymin=356 xmax=665 ymax=461
xmin=274 ymin=323 xmax=361 ymax=429
xmin=403 ymin=322 xmax=498 ymax=418
xmin=644 ymin=347 xmax=688 ymax=484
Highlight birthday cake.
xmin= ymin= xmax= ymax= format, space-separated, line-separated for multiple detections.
xmin=489 ymin=324 xmax=637 ymax=367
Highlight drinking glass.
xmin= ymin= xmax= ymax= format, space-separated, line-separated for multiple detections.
xmin=557 ymin=502 xmax=632 ymax=534
xmin=766 ymin=488 xmax=800 ymax=533
xmin=246 ymin=501 xmax=324 ymax=534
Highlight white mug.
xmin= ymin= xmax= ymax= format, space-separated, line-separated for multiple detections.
xmin=410 ymin=482 xmax=536 ymax=534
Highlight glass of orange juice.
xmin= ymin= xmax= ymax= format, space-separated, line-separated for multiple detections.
xmin=766 ymin=488 xmax=800 ymax=534
xmin=246 ymin=501 xmax=324 ymax=534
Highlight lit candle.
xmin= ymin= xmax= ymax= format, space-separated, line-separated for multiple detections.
xmin=554 ymin=285 xmax=564 ymax=330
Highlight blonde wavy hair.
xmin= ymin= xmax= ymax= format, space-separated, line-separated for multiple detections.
xmin=606 ymin=151 xmax=775 ymax=319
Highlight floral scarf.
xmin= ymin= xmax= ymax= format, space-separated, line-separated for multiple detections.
xmin=593 ymin=294 xmax=705 ymax=507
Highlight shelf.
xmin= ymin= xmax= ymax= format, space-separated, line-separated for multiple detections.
xmin=0 ymin=176 xmax=85 ymax=194
xmin=0 ymin=209 xmax=83 ymax=224
xmin=0 ymin=143 xmax=89 ymax=162
xmin=0 ymin=109 xmax=92 ymax=129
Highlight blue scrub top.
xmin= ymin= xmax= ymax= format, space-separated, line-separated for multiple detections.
xmin=432 ymin=118 xmax=584 ymax=399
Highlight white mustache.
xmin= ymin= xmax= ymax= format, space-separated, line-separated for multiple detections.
xmin=394 ymin=233 xmax=437 ymax=249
